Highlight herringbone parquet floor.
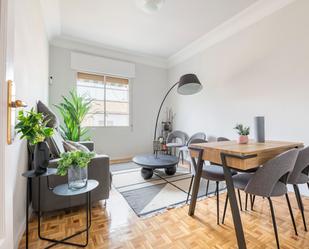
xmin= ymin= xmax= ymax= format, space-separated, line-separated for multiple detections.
xmin=18 ymin=187 xmax=309 ymax=249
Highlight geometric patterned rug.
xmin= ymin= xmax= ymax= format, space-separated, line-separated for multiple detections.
xmin=111 ymin=162 xmax=226 ymax=217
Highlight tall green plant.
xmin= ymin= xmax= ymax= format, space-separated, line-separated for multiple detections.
xmin=15 ymin=108 xmax=54 ymax=145
xmin=55 ymin=90 xmax=92 ymax=141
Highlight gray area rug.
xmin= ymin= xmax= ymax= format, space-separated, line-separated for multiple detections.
xmin=111 ymin=162 xmax=226 ymax=217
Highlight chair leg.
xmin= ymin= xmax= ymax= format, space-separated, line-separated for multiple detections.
xmin=268 ymin=197 xmax=280 ymax=249
xmin=205 ymin=180 xmax=209 ymax=197
xmin=181 ymin=151 xmax=184 ymax=164
xmin=293 ymin=184 xmax=307 ymax=231
xmin=237 ymin=189 xmax=243 ymax=211
xmin=186 ymin=176 xmax=194 ymax=204
xmin=251 ymin=195 xmax=256 ymax=210
xmin=285 ymin=193 xmax=298 ymax=236
xmin=216 ymin=181 xmax=219 ymax=225
xmin=222 ymin=193 xmax=228 ymax=224
xmin=245 ymin=193 xmax=248 ymax=211
xmin=250 ymin=195 xmax=254 ymax=211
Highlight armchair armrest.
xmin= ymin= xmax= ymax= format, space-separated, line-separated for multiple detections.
xmin=78 ymin=141 xmax=94 ymax=152
xmin=48 ymin=158 xmax=60 ymax=168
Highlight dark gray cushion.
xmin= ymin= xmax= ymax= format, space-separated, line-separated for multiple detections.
xmin=37 ymin=100 xmax=59 ymax=128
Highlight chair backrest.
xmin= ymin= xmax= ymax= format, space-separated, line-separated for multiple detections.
xmin=288 ymin=146 xmax=309 ymax=184
xmin=166 ymin=130 xmax=189 ymax=144
xmin=187 ymin=132 xmax=206 ymax=145
xmin=217 ymin=137 xmax=230 ymax=142
xmin=188 ymin=138 xmax=207 ymax=145
xmin=245 ymin=149 xmax=299 ymax=197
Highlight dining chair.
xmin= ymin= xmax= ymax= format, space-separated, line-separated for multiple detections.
xmin=287 ymin=146 xmax=309 ymax=231
xmin=166 ymin=130 xmax=189 ymax=162
xmin=224 ymin=149 xmax=299 ymax=249
xmin=186 ymin=138 xmax=237 ymax=225
xmin=179 ymin=132 xmax=206 ymax=165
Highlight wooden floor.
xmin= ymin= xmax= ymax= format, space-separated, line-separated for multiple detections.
xmin=18 ymin=185 xmax=309 ymax=249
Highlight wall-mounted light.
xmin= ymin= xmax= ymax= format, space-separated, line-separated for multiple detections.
xmin=7 ymin=80 xmax=27 ymax=144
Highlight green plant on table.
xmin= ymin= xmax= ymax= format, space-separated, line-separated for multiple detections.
xmin=55 ymin=90 xmax=92 ymax=142
xmin=15 ymin=108 xmax=54 ymax=145
xmin=234 ymin=124 xmax=250 ymax=136
xmin=57 ymin=150 xmax=95 ymax=176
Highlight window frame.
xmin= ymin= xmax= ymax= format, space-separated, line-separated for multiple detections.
xmin=76 ymin=71 xmax=131 ymax=128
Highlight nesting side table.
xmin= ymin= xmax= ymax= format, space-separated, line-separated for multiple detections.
xmin=22 ymin=169 xmax=98 ymax=249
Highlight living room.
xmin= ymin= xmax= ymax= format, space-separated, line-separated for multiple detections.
xmin=1 ymin=0 xmax=309 ymax=248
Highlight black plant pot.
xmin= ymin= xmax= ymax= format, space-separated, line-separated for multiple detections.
xmin=33 ymin=141 xmax=49 ymax=175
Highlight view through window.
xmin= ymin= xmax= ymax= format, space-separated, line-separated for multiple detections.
xmin=77 ymin=72 xmax=129 ymax=127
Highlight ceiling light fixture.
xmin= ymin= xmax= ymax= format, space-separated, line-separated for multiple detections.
xmin=135 ymin=0 xmax=165 ymax=14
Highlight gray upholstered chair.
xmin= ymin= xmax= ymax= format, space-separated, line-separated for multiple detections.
xmin=166 ymin=130 xmax=189 ymax=162
xmin=217 ymin=136 xmax=256 ymax=212
xmin=287 ymin=146 xmax=309 ymax=231
xmin=30 ymin=101 xmax=111 ymax=212
xmin=179 ymin=132 xmax=206 ymax=165
xmin=227 ymin=149 xmax=299 ymax=249
xmin=186 ymin=138 xmax=237 ymax=225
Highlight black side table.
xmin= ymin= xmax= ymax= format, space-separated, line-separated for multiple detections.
xmin=22 ymin=169 xmax=99 ymax=249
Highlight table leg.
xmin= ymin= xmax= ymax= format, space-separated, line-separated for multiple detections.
xmin=38 ymin=177 xmax=91 ymax=248
xmin=188 ymin=148 xmax=204 ymax=216
xmin=221 ymin=153 xmax=247 ymax=249
xmin=25 ymin=178 xmax=30 ymax=249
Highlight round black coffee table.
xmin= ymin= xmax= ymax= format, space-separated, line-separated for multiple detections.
xmin=133 ymin=154 xmax=179 ymax=179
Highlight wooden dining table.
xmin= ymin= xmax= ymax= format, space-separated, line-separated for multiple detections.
xmin=188 ymin=140 xmax=303 ymax=249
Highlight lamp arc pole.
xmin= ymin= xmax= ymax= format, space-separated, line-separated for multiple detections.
xmin=153 ymin=82 xmax=178 ymax=141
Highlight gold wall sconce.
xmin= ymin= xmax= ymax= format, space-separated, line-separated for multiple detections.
xmin=7 ymin=80 xmax=27 ymax=145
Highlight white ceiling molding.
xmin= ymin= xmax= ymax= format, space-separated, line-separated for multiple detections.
xmin=51 ymin=36 xmax=168 ymax=69
xmin=167 ymin=0 xmax=296 ymax=68
xmin=40 ymin=0 xmax=61 ymax=40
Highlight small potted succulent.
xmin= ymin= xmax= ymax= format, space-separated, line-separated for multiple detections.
xmin=57 ymin=151 xmax=95 ymax=190
xmin=234 ymin=124 xmax=250 ymax=144
xmin=15 ymin=108 xmax=54 ymax=175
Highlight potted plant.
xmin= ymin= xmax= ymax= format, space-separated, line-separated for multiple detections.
xmin=57 ymin=150 xmax=95 ymax=190
xmin=15 ymin=108 xmax=54 ymax=175
xmin=234 ymin=124 xmax=250 ymax=144
xmin=55 ymin=90 xmax=92 ymax=142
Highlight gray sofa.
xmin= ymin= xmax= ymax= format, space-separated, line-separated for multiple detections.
xmin=30 ymin=101 xmax=110 ymax=212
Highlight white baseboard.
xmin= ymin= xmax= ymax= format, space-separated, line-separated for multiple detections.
xmin=15 ymin=206 xmax=32 ymax=249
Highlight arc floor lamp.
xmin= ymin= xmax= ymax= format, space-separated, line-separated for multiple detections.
xmin=153 ymin=73 xmax=203 ymax=140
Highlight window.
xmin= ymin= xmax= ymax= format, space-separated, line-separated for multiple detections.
xmin=77 ymin=72 xmax=130 ymax=127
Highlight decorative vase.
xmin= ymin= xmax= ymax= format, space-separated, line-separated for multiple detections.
xmin=68 ymin=166 xmax=88 ymax=190
xmin=238 ymin=135 xmax=249 ymax=144
xmin=33 ymin=141 xmax=49 ymax=175
xmin=254 ymin=116 xmax=265 ymax=143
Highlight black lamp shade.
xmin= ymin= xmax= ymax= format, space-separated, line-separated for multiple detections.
xmin=177 ymin=74 xmax=202 ymax=95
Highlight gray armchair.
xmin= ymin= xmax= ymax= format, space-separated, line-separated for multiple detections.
xmin=30 ymin=101 xmax=110 ymax=212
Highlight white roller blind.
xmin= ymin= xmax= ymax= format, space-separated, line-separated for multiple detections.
xmin=71 ymin=52 xmax=135 ymax=78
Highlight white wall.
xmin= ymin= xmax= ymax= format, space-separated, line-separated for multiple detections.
xmin=168 ymin=0 xmax=309 ymax=194
xmin=49 ymin=45 xmax=168 ymax=159
xmin=4 ymin=0 xmax=49 ymax=248
xmin=169 ymin=0 xmax=309 ymax=144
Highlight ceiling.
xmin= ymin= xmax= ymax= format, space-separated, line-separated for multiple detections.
xmin=51 ymin=0 xmax=258 ymax=58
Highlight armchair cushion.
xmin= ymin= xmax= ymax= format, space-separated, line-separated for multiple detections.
xmin=47 ymin=131 xmax=65 ymax=158
xmin=66 ymin=141 xmax=90 ymax=152
xmin=37 ymin=100 xmax=59 ymax=128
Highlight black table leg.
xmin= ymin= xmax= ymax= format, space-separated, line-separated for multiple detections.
xmin=26 ymin=178 xmax=30 ymax=249
xmin=221 ymin=153 xmax=247 ymax=249
xmin=188 ymin=148 xmax=204 ymax=216
xmin=37 ymin=177 xmax=92 ymax=248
